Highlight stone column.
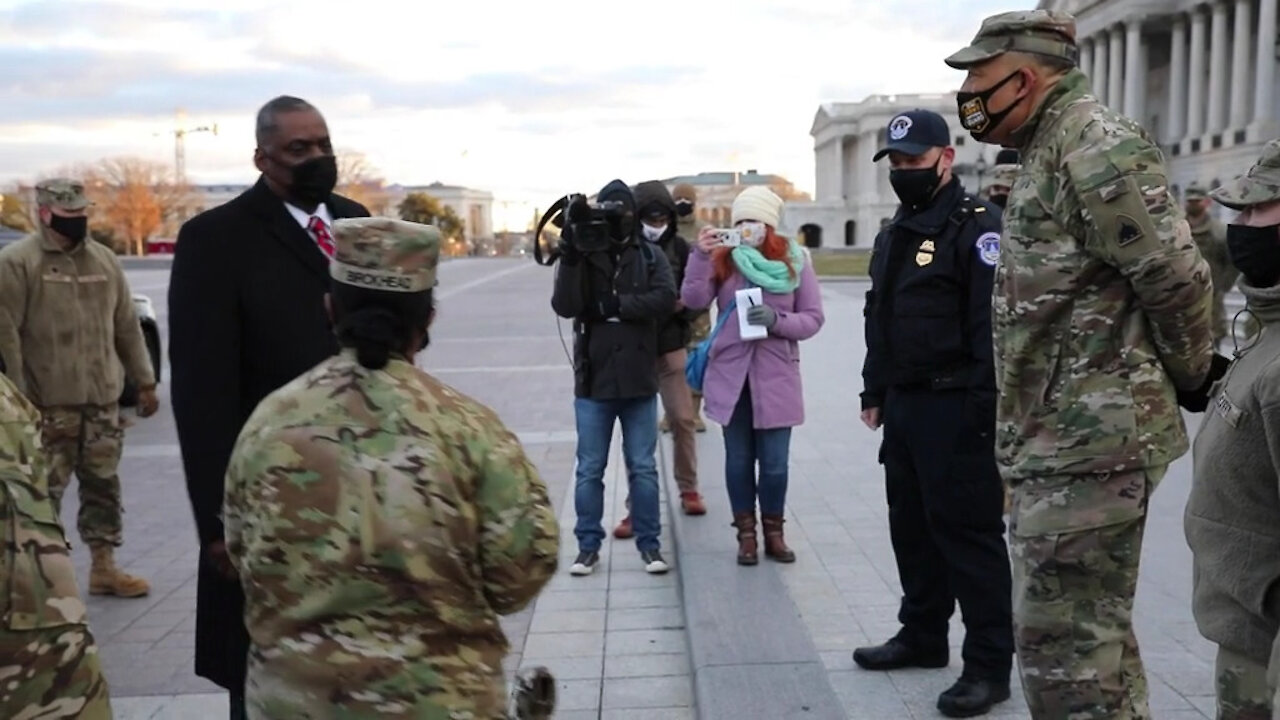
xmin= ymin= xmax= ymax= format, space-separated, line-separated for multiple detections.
xmin=1124 ymin=19 xmax=1145 ymax=120
xmin=1256 ymin=0 xmax=1278 ymax=126
xmin=1168 ymin=14 xmax=1188 ymax=142
xmin=1081 ymin=38 xmax=1094 ymax=82
xmin=1231 ymin=0 xmax=1254 ymax=128
xmin=1095 ymin=33 xmax=1111 ymax=102
xmin=1108 ymin=25 xmax=1125 ymax=109
xmin=1208 ymin=0 xmax=1230 ymax=132
xmin=1189 ymin=7 xmax=1208 ymax=137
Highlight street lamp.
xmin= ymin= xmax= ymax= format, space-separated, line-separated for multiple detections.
xmin=974 ymin=155 xmax=989 ymax=191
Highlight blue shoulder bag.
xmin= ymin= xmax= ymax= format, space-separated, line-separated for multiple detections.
xmin=684 ymin=298 xmax=736 ymax=393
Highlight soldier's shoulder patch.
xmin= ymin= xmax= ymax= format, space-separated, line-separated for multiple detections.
xmin=975 ymin=232 xmax=1000 ymax=267
xmin=1117 ymin=214 xmax=1144 ymax=246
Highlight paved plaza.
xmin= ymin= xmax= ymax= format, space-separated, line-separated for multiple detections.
xmin=68 ymin=258 xmax=1219 ymax=718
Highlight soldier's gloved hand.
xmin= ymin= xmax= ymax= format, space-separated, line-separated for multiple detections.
xmin=746 ymin=304 xmax=777 ymax=329
xmin=1176 ymin=353 xmax=1231 ymax=413
xmin=137 ymin=385 xmax=160 ymax=418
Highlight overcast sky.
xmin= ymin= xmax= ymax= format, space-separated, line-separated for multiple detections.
xmin=0 ymin=0 xmax=1017 ymax=229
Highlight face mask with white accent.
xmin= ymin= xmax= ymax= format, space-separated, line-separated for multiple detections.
xmin=642 ymin=223 xmax=666 ymax=243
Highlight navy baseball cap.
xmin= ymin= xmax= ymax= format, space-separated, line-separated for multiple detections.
xmin=872 ymin=109 xmax=952 ymax=162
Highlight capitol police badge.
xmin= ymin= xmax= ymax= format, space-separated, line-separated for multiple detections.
xmin=888 ymin=115 xmax=913 ymax=141
xmin=975 ymin=232 xmax=1000 ymax=267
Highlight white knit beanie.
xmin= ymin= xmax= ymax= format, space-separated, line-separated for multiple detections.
xmin=731 ymin=186 xmax=784 ymax=228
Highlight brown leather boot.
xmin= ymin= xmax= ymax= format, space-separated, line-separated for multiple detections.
xmin=732 ymin=512 xmax=758 ymax=566
xmin=89 ymin=545 xmax=150 ymax=597
xmin=761 ymin=515 xmax=796 ymax=563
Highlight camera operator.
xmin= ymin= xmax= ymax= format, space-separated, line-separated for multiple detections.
xmin=613 ymin=181 xmax=707 ymax=540
xmin=551 ymin=180 xmax=677 ymax=576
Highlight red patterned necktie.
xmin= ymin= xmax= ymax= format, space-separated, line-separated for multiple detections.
xmin=308 ymin=216 xmax=335 ymax=258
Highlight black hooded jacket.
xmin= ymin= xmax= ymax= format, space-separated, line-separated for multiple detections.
xmin=632 ymin=180 xmax=695 ymax=354
xmin=551 ymin=180 xmax=676 ymax=399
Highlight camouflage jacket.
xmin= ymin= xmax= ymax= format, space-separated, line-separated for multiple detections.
xmin=1189 ymin=213 xmax=1238 ymax=299
xmin=996 ymin=69 xmax=1214 ymax=481
xmin=0 ymin=231 xmax=155 ymax=407
xmin=224 ymin=350 xmax=559 ymax=719
xmin=0 ymin=373 xmax=88 ymax=631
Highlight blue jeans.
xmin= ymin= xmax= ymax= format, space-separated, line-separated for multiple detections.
xmin=574 ymin=396 xmax=661 ymax=553
xmin=723 ymin=386 xmax=792 ymax=515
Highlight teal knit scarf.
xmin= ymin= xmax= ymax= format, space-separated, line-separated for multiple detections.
xmin=731 ymin=241 xmax=805 ymax=294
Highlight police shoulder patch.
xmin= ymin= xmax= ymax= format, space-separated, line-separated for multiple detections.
xmin=975 ymin=232 xmax=1000 ymax=267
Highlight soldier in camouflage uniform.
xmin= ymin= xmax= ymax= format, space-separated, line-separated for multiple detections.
xmin=1188 ymin=141 xmax=1280 ymax=720
xmin=947 ymin=11 xmax=1216 ymax=719
xmin=1185 ymin=183 xmax=1239 ymax=344
xmin=674 ymin=183 xmax=709 ymax=432
xmin=0 ymin=178 xmax=157 ymax=599
xmin=223 ymin=217 xmax=560 ymax=719
xmin=0 ymin=372 xmax=112 ymax=718
xmin=981 ymin=149 xmax=1020 ymax=210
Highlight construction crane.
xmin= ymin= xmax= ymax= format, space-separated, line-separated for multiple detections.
xmin=158 ymin=109 xmax=217 ymax=183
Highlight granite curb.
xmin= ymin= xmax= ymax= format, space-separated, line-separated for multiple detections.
xmin=660 ymin=431 xmax=845 ymax=719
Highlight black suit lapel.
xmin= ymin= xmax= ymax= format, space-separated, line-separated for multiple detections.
xmin=246 ymin=178 xmax=329 ymax=280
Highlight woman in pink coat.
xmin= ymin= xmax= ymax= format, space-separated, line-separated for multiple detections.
xmin=680 ymin=186 xmax=825 ymax=565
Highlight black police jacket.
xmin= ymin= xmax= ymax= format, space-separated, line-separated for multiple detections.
xmin=551 ymin=241 xmax=676 ymax=400
xmin=860 ymin=178 xmax=1001 ymax=411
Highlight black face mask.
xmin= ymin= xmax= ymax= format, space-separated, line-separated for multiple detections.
xmin=957 ymin=70 xmax=1027 ymax=142
xmin=1227 ymin=223 xmax=1280 ymax=288
xmin=276 ymin=154 xmax=338 ymax=206
xmin=889 ymin=156 xmax=943 ymax=211
xmin=989 ymin=193 xmax=1009 ymax=209
xmin=675 ymin=200 xmax=694 ymax=217
xmin=48 ymin=214 xmax=88 ymax=243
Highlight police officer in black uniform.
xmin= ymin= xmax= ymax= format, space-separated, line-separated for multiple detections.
xmin=854 ymin=109 xmax=1013 ymax=718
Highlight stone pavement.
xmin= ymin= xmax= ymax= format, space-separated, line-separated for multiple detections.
xmin=62 ymin=260 xmax=1220 ymax=718
xmin=663 ymin=278 xmax=1218 ymax=719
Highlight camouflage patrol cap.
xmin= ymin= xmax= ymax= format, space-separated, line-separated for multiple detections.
xmin=1185 ymin=182 xmax=1209 ymax=200
xmin=34 ymin=178 xmax=90 ymax=211
xmin=945 ymin=10 xmax=1079 ymax=69
xmin=331 ymin=217 xmax=441 ymax=293
xmin=672 ymin=183 xmax=697 ymax=202
xmin=1212 ymin=139 xmax=1280 ymax=210
xmin=985 ymin=163 xmax=1019 ymax=190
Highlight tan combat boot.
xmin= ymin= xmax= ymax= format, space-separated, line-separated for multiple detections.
xmin=89 ymin=545 xmax=150 ymax=597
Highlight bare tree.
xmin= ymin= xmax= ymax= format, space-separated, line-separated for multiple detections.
xmin=79 ymin=157 xmax=194 ymax=255
xmin=336 ymin=149 xmax=392 ymax=215
xmin=0 ymin=185 xmax=34 ymax=232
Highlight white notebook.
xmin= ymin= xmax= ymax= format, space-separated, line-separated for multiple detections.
xmin=735 ymin=287 xmax=768 ymax=341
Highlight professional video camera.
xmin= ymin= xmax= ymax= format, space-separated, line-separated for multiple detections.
xmin=532 ymin=193 xmax=630 ymax=266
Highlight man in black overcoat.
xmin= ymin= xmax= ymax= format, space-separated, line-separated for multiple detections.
xmin=168 ymin=95 xmax=369 ymax=719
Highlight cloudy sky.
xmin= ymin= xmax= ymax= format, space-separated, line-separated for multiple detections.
xmin=0 ymin=0 xmax=1016 ymax=229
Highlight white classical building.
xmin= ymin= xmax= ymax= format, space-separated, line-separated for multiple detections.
xmin=789 ymin=0 xmax=1278 ymax=248
xmin=1049 ymin=0 xmax=1277 ymax=198
xmin=784 ymin=94 xmax=998 ymax=249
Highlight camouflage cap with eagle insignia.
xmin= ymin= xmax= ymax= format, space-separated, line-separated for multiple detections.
xmin=331 ymin=217 xmax=441 ymax=293
xmin=1211 ymin=138 xmax=1280 ymax=210
xmin=945 ymin=10 xmax=1079 ymax=69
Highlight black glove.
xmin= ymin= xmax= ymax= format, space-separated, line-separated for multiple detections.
xmin=1176 ymin=353 xmax=1231 ymax=412
xmin=556 ymin=238 xmax=580 ymax=265
xmin=593 ymin=295 xmax=621 ymax=319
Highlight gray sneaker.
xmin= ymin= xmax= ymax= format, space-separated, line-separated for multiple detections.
xmin=641 ymin=550 xmax=669 ymax=574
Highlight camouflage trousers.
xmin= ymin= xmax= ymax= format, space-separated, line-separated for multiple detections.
xmin=39 ymin=405 xmax=125 ymax=548
xmin=1009 ymin=467 xmax=1165 ymax=720
xmin=0 ymin=626 xmax=112 ymax=719
xmin=1214 ymin=647 xmax=1272 ymax=720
